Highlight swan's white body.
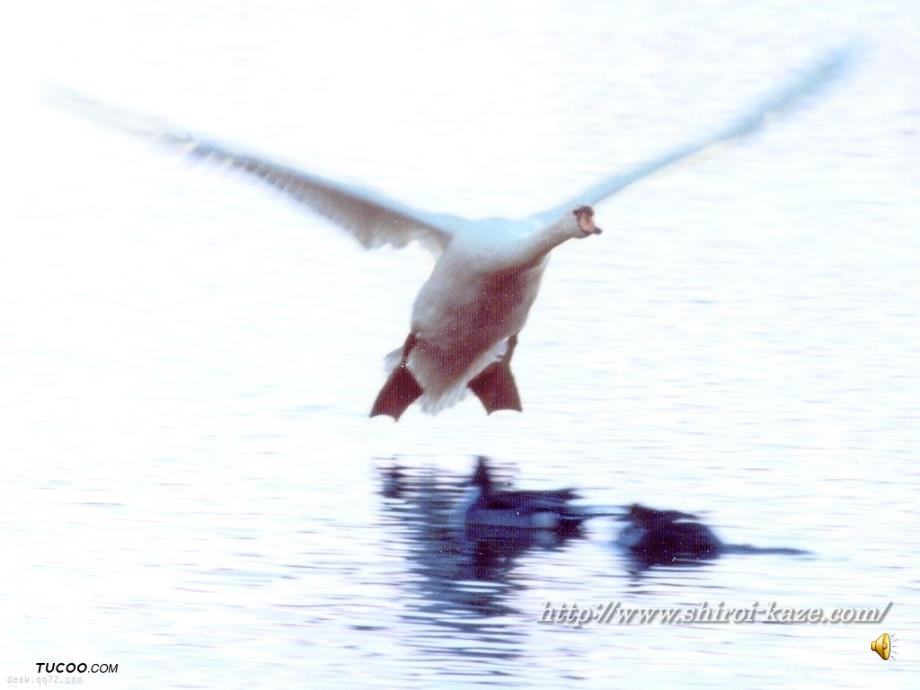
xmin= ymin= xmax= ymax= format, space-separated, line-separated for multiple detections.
xmin=51 ymin=45 xmax=853 ymax=417
xmin=405 ymin=215 xmax=558 ymax=411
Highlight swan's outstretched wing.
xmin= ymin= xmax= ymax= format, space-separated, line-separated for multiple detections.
xmin=48 ymin=88 xmax=461 ymax=255
xmin=532 ymin=44 xmax=859 ymax=226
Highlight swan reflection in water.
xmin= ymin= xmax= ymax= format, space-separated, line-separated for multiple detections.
xmin=615 ymin=504 xmax=810 ymax=573
xmin=378 ymin=459 xmax=591 ymax=588
xmin=376 ymin=458 xmax=599 ymax=666
xmin=375 ymin=457 xmax=812 ymax=673
xmin=381 ymin=461 xmax=810 ymax=586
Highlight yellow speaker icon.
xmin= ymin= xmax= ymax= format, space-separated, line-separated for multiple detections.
xmin=871 ymin=632 xmax=891 ymax=661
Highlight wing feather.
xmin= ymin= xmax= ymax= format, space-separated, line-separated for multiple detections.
xmin=532 ymin=44 xmax=860 ymax=226
xmin=48 ymin=88 xmax=460 ymax=255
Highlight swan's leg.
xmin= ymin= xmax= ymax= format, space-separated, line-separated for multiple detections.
xmin=370 ymin=333 xmax=423 ymax=420
xmin=468 ymin=334 xmax=522 ymax=414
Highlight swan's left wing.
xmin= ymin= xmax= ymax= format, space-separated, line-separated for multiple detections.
xmin=531 ymin=44 xmax=859 ymax=227
xmin=48 ymin=88 xmax=462 ymax=255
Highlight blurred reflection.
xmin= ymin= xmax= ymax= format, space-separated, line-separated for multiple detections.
xmin=380 ymin=463 xmax=407 ymax=499
xmin=459 ymin=456 xmax=594 ymax=533
xmin=377 ymin=459 xmax=588 ymax=622
xmin=615 ymin=504 xmax=721 ymax=572
xmin=615 ymin=503 xmax=809 ymax=574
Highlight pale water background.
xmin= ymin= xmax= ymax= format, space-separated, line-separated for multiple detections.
xmin=1 ymin=1 xmax=919 ymax=687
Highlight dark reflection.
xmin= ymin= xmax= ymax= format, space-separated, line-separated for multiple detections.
xmin=616 ymin=503 xmax=809 ymax=573
xmin=461 ymin=526 xmax=583 ymax=583
xmin=379 ymin=463 xmax=407 ymax=499
xmin=375 ymin=458 xmax=591 ymax=665
xmin=461 ymin=456 xmax=594 ymax=532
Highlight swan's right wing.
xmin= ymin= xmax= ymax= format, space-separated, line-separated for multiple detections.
xmin=532 ymin=44 xmax=860 ymax=227
xmin=48 ymin=88 xmax=462 ymax=255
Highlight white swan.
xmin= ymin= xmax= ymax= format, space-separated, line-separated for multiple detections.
xmin=50 ymin=46 xmax=853 ymax=419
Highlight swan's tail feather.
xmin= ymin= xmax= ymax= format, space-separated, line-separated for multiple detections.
xmin=468 ymin=360 xmax=523 ymax=414
xmin=383 ymin=347 xmax=402 ymax=374
xmin=377 ymin=334 xmax=519 ymax=416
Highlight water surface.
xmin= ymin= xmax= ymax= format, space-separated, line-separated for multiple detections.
xmin=1 ymin=1 xmax=919 ymax=687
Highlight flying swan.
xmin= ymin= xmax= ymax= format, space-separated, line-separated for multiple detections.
xmin=51 ymin=46 xmax=854 ymax=419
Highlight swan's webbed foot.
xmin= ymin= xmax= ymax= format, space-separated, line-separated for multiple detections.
xmin=370 ymin=333 xmax=422 ymax=420
xmin=468 ymin=334 xmax=522 ymax=414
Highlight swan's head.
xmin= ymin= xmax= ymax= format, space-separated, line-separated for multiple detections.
xmin=573 ymin=206 xmax=602 ymax=237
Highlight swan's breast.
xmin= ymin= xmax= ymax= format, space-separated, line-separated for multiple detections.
xmin=412 ymin=251 xmax=546 ymax=339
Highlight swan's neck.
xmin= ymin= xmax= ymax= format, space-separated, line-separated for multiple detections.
xmin=516 ymin=221 xmax=574 ymax=268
